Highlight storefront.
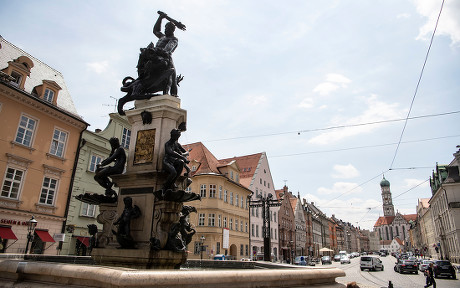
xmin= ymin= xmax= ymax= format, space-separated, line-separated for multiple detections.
xmin=0 ymin=225 xmax=18 ymax=253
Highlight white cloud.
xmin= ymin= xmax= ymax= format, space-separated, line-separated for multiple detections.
xmin=332 ymin=164 xmax=360 ymax=179
xmin=412 ymin=0 xmax=460 ymax=46
xmin=403 ymin=178 xmax=430 ymax=189
xmin=317 ymin=182 xmax=363 ymax=195
xmin=299 ymin=97 xmax=314 ymax=108
xmin=309 ymin=94 xmax=405 ymax=145
xmin=397 ymin=13 xmax=411 ymax=19
xmin=313 ymin=73 xmax=351 ymax=96
xmin=86 ymin=61 xmax=109 ymax=74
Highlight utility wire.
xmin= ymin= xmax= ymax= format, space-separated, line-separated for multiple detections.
xmin=201 ymin=109 xmax=460 ymax=143
xmin=389 ymin=0 xmax=445 ymax=169
xmin=269 ymin=134 xmax=460 ymax=158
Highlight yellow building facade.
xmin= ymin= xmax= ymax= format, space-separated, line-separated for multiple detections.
xmin=0 ymin=37 xmax=87 ymax=254
xmin=184 ymin=142 xmax=251 ymax=260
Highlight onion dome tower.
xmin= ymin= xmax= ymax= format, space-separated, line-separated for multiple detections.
xmin=380 ymin=176 xmax=395 ymax=216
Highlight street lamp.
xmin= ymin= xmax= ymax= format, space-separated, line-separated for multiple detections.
xmin=24 ymin=216 xmax=37 ymax=254
xmin=200 ymin=235 xmax=205 ymax=260
xmin=249 ymin=192 xmax=282 ymax=261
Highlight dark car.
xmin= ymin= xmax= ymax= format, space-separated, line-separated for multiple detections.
xmin=321 ymin=256 xmax=332 ymax=265
xmin=432 ymin=260 xmax=456 ymax=279
xmin=394 ymin=259 xmax=418 ymax=274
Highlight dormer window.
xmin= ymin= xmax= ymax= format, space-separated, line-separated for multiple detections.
xmin=43 ymin=88 xmax=55 ymax=103
xmin=10 ymin=71 xmax=22 ymax=87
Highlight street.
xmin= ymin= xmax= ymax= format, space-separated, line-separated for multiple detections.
xmin=320 ymin=255 xmax=460 ymax=288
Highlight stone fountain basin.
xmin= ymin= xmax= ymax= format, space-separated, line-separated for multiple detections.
xmin=0 ymin=258 xmax=345 ymax=288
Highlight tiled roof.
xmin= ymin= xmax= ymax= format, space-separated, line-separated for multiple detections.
xmin=394 ymin=237 xmax=404 ymax=245
xmin=220 ymin=153 xmax=262 ymax=188
xmin=0 ymin=36 xmax=80 ymax=116
xmin=402 ymin=214 xmax=417 ymax=222
xmin=380 ymin=240 xmax=392 ymax=245
xmin=374 ymin=216 xmax=395 ymax=227
xmin=183 ymin=142 xmax=221 ymax=175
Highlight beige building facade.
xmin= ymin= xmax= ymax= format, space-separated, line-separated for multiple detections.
xmin=0 ymin=37 xmax=87 ymax=254
xmin=184 ymin=142 xmax=252 ymax=260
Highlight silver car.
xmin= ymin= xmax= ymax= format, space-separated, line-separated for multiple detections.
xmin=419 ymin=260 xmax=433 ymax=272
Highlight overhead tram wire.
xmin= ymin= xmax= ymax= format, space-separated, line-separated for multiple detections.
xmin=389 ymin=0 xmax=445 ymax=169
xmin=269 ymin=134 xmax=460 ymax=158
xmin=201 ymin=109 xmax=460 ymax=143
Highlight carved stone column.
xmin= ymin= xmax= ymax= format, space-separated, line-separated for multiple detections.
xmin=152 ymin=200 xmax=183 ymax=249
xmin=96 ymin=203 xmax=118 ymax=248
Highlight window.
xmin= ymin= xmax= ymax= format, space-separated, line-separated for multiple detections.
xmin=240 ymin=244 xmax=244 ymax=256
xmin=10 ymin=71 xmax=22 ymax=87
xmin=1 ymin=167 xmax=24 ymax=199
xmin=230 ymin=171 xmax=234 ymax=180
xmin=251 ymin=207 xmax=255 ymax=216
xmin=224 ymin=190 xmax=228 ymax=202
xmin=245 ymin=245 xmax=249 ymax=256
xmin=81 ymin=203 xmax=96 ymax=217
xmin=240 ymin=220 xmax=243 ymax=232
xmin=198 ymin=213 xmax=205 ymax=226
xmin=39 ymin=177 xmax=58 ymax=205
xmin=241 ymin=196 xmax=244 ymax=208
xmin=256 ymin=225 xmax=259 ymax=237
xmin=230 ymin=218 xmax=233 ymax=230
xmin=252 ymin=224 xmax=255 ymax=236
xmin=208 ymin=214 xmax=215 ymax=226
xmin=256 ymin=207 xmax=259 ymax=217
xmin=218 ymin=215 xmax=222 ymax=227
xmin=15 ymin=115 xmax=37 ymax=147
xmin=274 ymin=212 xmax=277 ymax=222
xmin=121 ymin=128 xmax=131 ymax=149
xmin=260 ymin=179 xmax=262 ymax=184
xmin=219 ymin=186 xmax=222 ymax=199
xmin=209 ymin=184 xmax=216 ymax=198
xmin=230 ymin=192 xmax=233 ymax=205
xmin=49 ymin=128 xmax=68 ymax=157
xmin=200 ymin=184 xmax=207 ymax=198
xmin=43 ymin=88 xmax=54 ymax=103
xmin=235 ymin=219 xmax=238 ymax=231
xmin=216 ymin=242 xmax=221 ymax=254
xmin=235 ymin=194 xmax=239 ymax=206
xmin=88 ymin=154 xmax=103 ymax=172
xmin=223 ymin=217 xmax=227 ymax=228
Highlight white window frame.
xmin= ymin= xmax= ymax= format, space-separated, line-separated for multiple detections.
xmin=230 ymin=192 xmax=233 ymax=205
xmin=200 ymin=184 xmax=207 ymax=198
xmin=49 ymin=128 xmax=68 ymax=158
xmin=198 ymin=213 xmax=205 ymax=226
xmin=39 ymin=176 xmax=59 ymax=206
xmin=208 ymin=214 xmax=215 ymax=227
xmin=81 ymin=202 xmax=96 ymax=217
xmin=15 ymin=114 xmax=37 ymax=147
xmin=121 ymin=127 xmax=131 ymax=149
xmin=209 ymin=184 xmax=216 ymax=198
xmin=88 ymin=154 xmax=103 ymax=172
xmin=218 ymin=215 xmax=222 ymax=227
xmin=43 ymin=88 xmax=55 ymax=103
xmin=1 ymin=167 xmax=25 ymax=199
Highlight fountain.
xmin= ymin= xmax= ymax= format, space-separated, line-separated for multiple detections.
xmin=0 ymin=10 xmax=346 ymax=287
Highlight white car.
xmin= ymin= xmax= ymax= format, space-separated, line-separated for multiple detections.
xmin=360 ymin=256 xmax=384 ymax=271
xmin=340 ymin=255 xmax=351 ymax=264
xmin=419 ymin=260 xmax=434 ymax=272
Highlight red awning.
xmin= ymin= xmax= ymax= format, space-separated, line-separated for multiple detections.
xmin=76 ymin=236 xmax=90 ymax=247
xmin=0 ymin=226 xmax=18 ymax=240
xmin=34 ymin=230 xmax=55 ymax=242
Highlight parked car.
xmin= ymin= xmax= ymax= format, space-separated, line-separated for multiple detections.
xmin=321 ymin=256 xmax=332 ymax=265
xmin=360 ymin=256 xmax=384 ymax=271
xmin=340 ymin=255 xmax=351 ymax=264
xmin=394 ymin=259 xmax=418 ymax=274
xmin=432 ymin=260 xmax=456 ymax=279
xmin=419 ymin=260 xmax=434 ymax=272
xmin=333 ymin=255 xmax=341 ymax=262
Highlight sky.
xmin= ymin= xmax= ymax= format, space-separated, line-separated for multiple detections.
xmin=1 ymin=0 xmax=459 ymax=230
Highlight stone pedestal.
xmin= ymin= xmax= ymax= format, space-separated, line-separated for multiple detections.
xmin=91 ymin=95 xmax=192 ymax=269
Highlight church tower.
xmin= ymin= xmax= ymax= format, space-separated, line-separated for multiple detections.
xmin=380 ymin=176 xmax=395 ymax=216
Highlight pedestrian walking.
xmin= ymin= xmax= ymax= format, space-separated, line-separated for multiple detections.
xmin=424 ymin=262 xmax=436 ymax=288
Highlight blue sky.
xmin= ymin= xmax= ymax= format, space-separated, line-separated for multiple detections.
xmin=1 ymin=0 xmax=459 ymax=230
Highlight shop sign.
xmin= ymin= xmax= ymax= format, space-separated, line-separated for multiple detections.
xmin=0 ymin=219 xmax=28 ymax=226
